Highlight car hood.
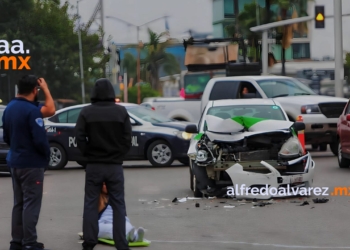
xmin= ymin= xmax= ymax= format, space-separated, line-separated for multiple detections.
xmin=195 ymin=115 xmax=293 ymax=142
xmin=152 ymin=121 xmax=195 ymax=131
xmin=274 ymin=95 xmax=348 ymax=106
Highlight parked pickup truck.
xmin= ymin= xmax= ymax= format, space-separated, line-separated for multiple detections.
xmin=199 ymin=75 xmax=348 ymax=155
xmin=141 ymin=97 xmax=202 ymax=122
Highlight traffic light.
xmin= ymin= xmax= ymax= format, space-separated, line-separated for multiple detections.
xmin=315 ymin=6 xmax=325 ymax=28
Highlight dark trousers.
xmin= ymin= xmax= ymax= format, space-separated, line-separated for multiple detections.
xmin=83 ymin=163 xmax=129 ymax=250
xmin=9 ymin=168 xmax=45 ymax=247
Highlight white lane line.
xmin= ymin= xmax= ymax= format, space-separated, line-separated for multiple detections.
xmin=149 ymin=240 xmax=350 ymax=249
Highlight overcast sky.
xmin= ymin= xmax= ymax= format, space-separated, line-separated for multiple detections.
xmin=65 ymin=0 xmax=213 ymax=45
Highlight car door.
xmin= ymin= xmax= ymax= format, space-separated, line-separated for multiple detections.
xmin=340 ymin=101 xmax=350 ymax=153
xmin=65 ymin=108 xmax=84 ymax=158
xmin=125 ymin=116 xmax=143 ymax=159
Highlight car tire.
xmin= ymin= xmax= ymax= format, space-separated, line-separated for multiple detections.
xmin=330 ymin=142 xmax=338 ymax=156
xmin=319 ymin=143 xmax=327 ymax=151
xmin=48 ymin=143 xmax=67 ymax=170
xmin=192 ymin=171 xmax=203 ymax=198
xmin=338 ymin=141 xmax=350 ymax=168
xmin=178 ymin=158 xmax=189 ymax=166
xmin=189 ymin=167 xmax=194 ymax=191
xmin=76 ymin=161 xmax=87 ymax=168
xmin=147 ymin=140 xmax=174 ymax=167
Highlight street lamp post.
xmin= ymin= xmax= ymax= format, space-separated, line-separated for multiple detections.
xmin=77 ymin=0 xmax=85 ymax=103
xmin=106 ymin=15 xmax=168 ymax=103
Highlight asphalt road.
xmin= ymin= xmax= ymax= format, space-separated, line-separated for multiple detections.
xmin=1 ymin=149 xmax=350 ymax=250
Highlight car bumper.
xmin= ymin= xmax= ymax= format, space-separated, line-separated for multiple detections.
xmin=200 ymin=153 xmax=315 ymax=199
xmin=300 ymin=114 xmax=338 ymax=144
xmin=0 ymin=149 xmax=9 ymax=172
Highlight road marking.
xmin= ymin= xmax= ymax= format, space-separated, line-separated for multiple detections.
xmin=149 ymin=240 xmax=350 ymax=249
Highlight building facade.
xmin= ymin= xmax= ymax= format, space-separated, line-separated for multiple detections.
xmin=212 ymin=0 xmax=349 ymax=62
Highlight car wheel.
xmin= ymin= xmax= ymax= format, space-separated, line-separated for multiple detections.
xmin=192 ymin=173 xmax=203 ymax=198
xmin=48 ymin=143 xmax=68 ymax=170
xmin=147 ymin=140 xmax=174 ymax=167
xmin=330 ymin=142 xmax=338 ymax=156
xmin=189 ymin=167 xmax=194 ymax=191
xmin=319 ymin=143 xmax=327 ymax=151
xmin=76 ymin=161 xmax=87 ymax=168
xmin=338 ymin=141 xmax=350 ymax=168
xmin=178 ymin=158 xmax=189 ymax=166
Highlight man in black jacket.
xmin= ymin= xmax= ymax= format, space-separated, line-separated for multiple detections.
xmin=75 ymin=78 xmax=132 ymax=250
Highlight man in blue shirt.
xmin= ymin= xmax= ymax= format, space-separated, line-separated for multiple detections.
xmin=2 ymin=75 xmax=54 ymax=250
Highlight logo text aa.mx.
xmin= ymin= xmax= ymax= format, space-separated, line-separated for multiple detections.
xmin=0 ymin=40 xmax=31 ymax=70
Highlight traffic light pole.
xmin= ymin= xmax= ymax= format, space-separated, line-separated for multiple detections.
xmin=334 ymin=0 xmax=344 ymax=98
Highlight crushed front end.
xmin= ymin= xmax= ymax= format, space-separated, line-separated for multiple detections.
xmin=191 ymin=116 xmax=315 ymax=199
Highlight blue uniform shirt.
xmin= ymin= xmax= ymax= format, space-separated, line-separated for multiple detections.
xmin=2 ymin=98 xmax=50 ymax=168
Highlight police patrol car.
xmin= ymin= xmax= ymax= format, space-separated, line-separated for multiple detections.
xmin=44 ymin=103 xmax=193 ymax=170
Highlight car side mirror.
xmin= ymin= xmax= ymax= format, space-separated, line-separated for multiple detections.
xmin=185 ymin=124 xmax=198 ymax=134
xmin=346 ymin=114 xmax=350 ymax=121
xmin=293 ymin=122 xmax=305 ymax=132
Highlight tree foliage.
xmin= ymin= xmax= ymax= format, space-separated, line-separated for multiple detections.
xmin=121 ymin=83 xmax=161 ymax=104
xmin=0 ymin=0 xmax=108 ymax=104
xmin=122 ymin=29 xmax=180 ymax=92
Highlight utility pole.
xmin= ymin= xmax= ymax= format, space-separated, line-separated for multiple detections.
xmin=100 ymin=0 xmax=104 ymax=47
xmin=106 ymin=15 xmax=169 ymax=104
xmin=124 ymin=72 xmax=128 ymax=102
xmin=334 ymin=0 xmax=344 ymax=97
xmin=137 ymin=27 xmax=141 ymax=104
xmin=77 ymin=0 xmax=85 ymax=103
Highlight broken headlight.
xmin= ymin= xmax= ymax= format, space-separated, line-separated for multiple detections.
xmin=196 ymin=150 xmax=208 ymax=162
xmin=278 ymin=137 xmax=303 ymax=159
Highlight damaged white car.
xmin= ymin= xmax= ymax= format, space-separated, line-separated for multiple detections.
xmin=185 ymin=99 xmax=315 ymax=199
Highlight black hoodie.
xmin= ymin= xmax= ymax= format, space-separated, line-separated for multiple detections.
xmin=75 ymin=78 xmax=132 ymax=164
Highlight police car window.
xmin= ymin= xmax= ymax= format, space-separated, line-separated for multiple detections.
xmin=57 ymin=112 xmax=68 ymax=123
xmin=0 ymin=108 xmax=4 ymax=127
xmin=127 ymin=106 xmax=172 ymax=123
xmin=67 ymin=108 xmax=82 ymax=123
xmin=206 ymin=105 xmax=286 ymax=121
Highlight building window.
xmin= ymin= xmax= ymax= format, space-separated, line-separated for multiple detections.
xmin=224 ymin=0 xmax=235 ymax=17
xmin=292 ymin=43 xmax=310 ymax=59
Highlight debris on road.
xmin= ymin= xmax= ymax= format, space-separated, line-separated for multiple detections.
xmin=195 ymin=203 xmax=200 ymax=207
xmin=178 ymin=198 xmax=187 ymax=202
xmin=172 ymin=197 xmax=178 ymax=203
xmin=312 ymin=198 xmax=329 ymax=203
xmin=187 ymin=197 xmax=202 ymax=200
xmin=224 ymin=205 xmax=235 ymax=208
xmin=299 ymin=201 xmax=309 ymax=206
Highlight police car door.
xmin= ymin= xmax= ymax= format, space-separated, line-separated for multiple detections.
xmin=127 ymin=117 xmax=142 ymax=158
xmin=66 ymin=108 xmax=83 ymax=158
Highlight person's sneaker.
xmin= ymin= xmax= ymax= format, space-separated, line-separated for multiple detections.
xmin=135 ymin=227 xmax=145 ymax=242
xmin=22 ymin=242 xmax=48 ymax=250
xmin=127 ymin=227 xmax=135 ymax=242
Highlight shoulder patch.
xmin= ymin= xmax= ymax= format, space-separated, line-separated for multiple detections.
xmin=35 ymin=118 xmax=44 ymax=127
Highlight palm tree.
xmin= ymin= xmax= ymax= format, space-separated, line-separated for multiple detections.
xmin=142 ymin=29 xmax=181 ymax=91
xmin=269 ymin=0 xmax=311 ymax=74
xmin=121 ymin=52 xmax=137 ymax=81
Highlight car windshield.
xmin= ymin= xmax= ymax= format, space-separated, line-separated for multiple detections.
xmin=127 ymin=106 xmax=173 ymax=123
xmin=256 ymin=78 xmax=316 ymax=98
xmin=206 ymin=105 xmax=286 ymax=121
